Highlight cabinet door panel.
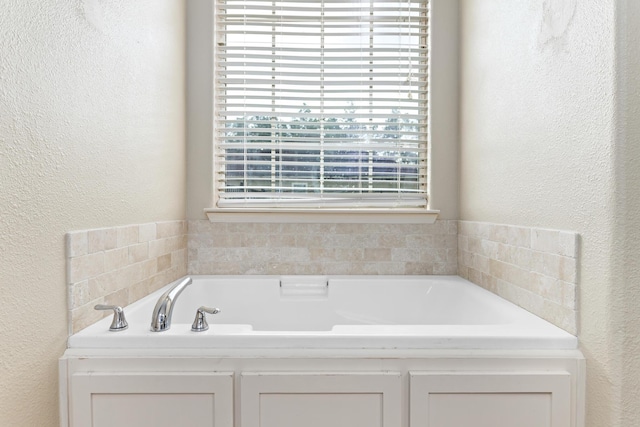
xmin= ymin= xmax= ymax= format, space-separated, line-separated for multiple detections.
xmin=410 ymin=372 xmax=571 ymax=427
xmin=241 ymin=372 xmax=402 ymax=427
xmin=70 ymin=372 xmax=233 ymax=427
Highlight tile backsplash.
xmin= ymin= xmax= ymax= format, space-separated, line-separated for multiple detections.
xmin=66 ymin=221 xmax=187 ymax=333
xmin=457 ymin=221 xmax=579 ymax=335
xmin=188 ymin=220 xmax=458 ymax=275
xmin=66 ymin=218 xmax=580 ymax=337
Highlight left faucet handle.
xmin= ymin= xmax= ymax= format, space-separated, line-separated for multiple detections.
xmin=94 ymin=304 xmax=129 ymax=331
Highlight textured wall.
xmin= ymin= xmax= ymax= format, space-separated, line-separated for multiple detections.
xmin=614 ymin=1 xmax=640 ymax=424
xmin=459 ymin=0 xmax=637 ymax=425
xmin=0 ymin=1 xmax=186 ymax=426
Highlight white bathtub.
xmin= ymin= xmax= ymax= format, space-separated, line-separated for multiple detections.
xmin=68 ymin=275 xmax=577 ymax=350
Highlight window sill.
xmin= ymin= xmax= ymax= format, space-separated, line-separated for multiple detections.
xmin=204 ymin=208 xmax=439 ymax=224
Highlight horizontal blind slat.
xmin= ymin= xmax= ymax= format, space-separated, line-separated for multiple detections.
xmin=215 ymin=0 xmax=429 ymax=209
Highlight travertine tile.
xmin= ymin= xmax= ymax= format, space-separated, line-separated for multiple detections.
xmin=67 ymin=231 xmax=88 ymax=257
xmin=157 ymin=220 xmax=183 ymax=238
xmin=117 ymin=225 xmax=139 ymax=247
xmin=104 ymin=247 xmax=129 ymax=272
xmin=139 ymin=223 xmax=157 ymax=242
xmin=531 ymin=228 xmax=560 ymax=254
xmin=458 ymin=220 xmax=579 ymax=335
xmin=69 ymin=252 xmax=105 ymax=283
xmin=128 ymin=242 xmax=149 ymax=264
xmin=67 ymin=221 xmax=188 ymax=333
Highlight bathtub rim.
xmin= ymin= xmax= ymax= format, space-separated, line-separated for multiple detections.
xmin=68 ymin=275 xmax=578 ymax=351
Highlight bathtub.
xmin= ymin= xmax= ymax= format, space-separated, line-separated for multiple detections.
xmin=61 ymin=276 xmax=585 ymax=427
xmin=68 ymin=275 xmax=577 ymax=350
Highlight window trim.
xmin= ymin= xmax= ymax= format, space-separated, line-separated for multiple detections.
xmin=212 ymin=0 xmax=432 ymax=215
xmin=185 ymin=0 xmax=458 ymax=222
xmin=204 ymin=207 xmax=440 ymax=224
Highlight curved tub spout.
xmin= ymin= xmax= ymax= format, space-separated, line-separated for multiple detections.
xmin=150 ymin=277 xmax=192 ymax=332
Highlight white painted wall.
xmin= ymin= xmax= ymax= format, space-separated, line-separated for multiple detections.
xmin=459 ymin=0 xmax=639 ymax=425
xmin=0 ymin=1 xmax=186 ymax=426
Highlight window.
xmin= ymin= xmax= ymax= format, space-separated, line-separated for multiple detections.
xmin=214 ymin=0 xmax=429 ymax=210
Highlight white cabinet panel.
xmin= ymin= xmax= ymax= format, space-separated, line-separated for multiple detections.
xmin=70 ymin=372 xmax=233 ymax=427
xmin=410 ymin=371 xmax=571 ymax=427
xmin=241 ymin=372 xmax=402 ymax=427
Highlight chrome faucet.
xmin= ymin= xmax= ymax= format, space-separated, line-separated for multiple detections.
xmin=150 ymin=277 xmax=192 ymax=332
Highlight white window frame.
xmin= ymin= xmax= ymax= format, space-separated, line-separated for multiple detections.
xmin=207 ymin=0 xmax=439 ymax=223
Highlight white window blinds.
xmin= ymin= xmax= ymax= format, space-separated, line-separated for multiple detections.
xmin=215 ymin=0 xmax=429 ymax=209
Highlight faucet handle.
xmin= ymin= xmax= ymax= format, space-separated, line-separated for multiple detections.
xmin=191 ymin=306 xmax=220 ymax=332
xmin=94 ymin=304 xmax=129 ymax=331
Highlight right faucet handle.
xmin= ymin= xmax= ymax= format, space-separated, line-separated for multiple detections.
xmin=191 ymin=306 xmax=221 ymax=332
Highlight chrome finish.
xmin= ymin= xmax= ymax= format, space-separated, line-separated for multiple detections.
xmin=191 ymin=306 xmax=221 ymax=332
xmin=94 ymin=305 xmax=128 ymax=331
xmin=150 ymin=277 xmax=192 ymax=332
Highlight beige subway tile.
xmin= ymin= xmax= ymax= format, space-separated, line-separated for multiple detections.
xmin=509 ymin=226 xmax=531 ymax=248
xmin=129 ymin=278 xmax=153 ymax=302
xmin=496 ymin=243 xmax=515 ymax=264
xmin=541 ymin=300 xmax=577 ymax=335
xmin=488 ymin=224 xmax=510 ymax=244
xmin=489 ymin=259 xmax=508 ymax=281
xmin=157 ymin=253 xmax=172 ymax=271
xmin=104 ymin=287 xmax=130 ymax=309
xmin=69 ymin=280 xmax=89 ymax=309
xmin=473 ymin=254 xmax=490 ymax=274
xmin=211 ymin=234 xmax=243 ymax=248
xmin=403 ymin=262 xmax=429 ymax=275
xmin=69 ymin=252 xmax=105 ymax=282
xmin=559 ymin=256 xmax=577 ymax=283
xmin=128 ymin=242 xmax=149 ymax=264
xmin=165 ymin=235 xmax=186 ymax=252
xmin=531 ymin=228 xmax=560 ymax=254
xmin=104 ymin=228 xmax=117 ymax=250
xmin=481 ymin=239 xmax=499 ymax=259
xmin=117 ymin=225 xmax=139 ymax=247
xmin=559 ymin=232 xmax=578 ymax=258
xmin=468 ymin=236 xmax=482 ymax=254
xmin=406 ymin=234 xmax=428 ymax=248
xmin=457 ymin=220 xmax=475 ymax=236
xmin=157 ymin=221 xmax=183 ymax=238
xmin=514 ymin=287 xmax=545 ymax=316
xmin=459 ymin=250 xmax=472 ymax=269
xmin=104 ymin=247 xmax=129 ymax=272
xmin=481 ymin=273 xmax=498 ymax=293
xmin=87 ymin=229 xmax=106 ymax=253
xmin=560 ymin=281 xmax=577 ymax=310
xmin=72 ymin=302 xmax=105 ymax=333
xmin=457 ymin=234 xmax=468 ymax=252
xmin=514 ymin=247 xmax=533 ymax=270
xmin=458 ymin=265 xmax=469 ymax=280
xmin=67 ymin=231 xmax=88 ymax=258
xmin=88 ymin=270 xmax=121 ymax=297
xmin=148 ymin=239 xmax=168 ymax=258
xmin=308 ymin=248 xmax=335 ymax=262
xmin=529 ymin=273 xmax=562 ymax=304
xmin=391 ymin=248 xmax=420 ymax=263
xmin=140 ymin=258 xmax=158 ymax=278
xmin=139 ymin=223 xmax=157 ymax=242
xmin=362 ymin=248 xmax=392 ymax=262
xmin=476 ymin=222 xmax=493 ymax=240
xmin=468 ymin=267 xmax=482 ymax=284
xmin=446 ymin=248 xmax=457 ymax=264
xmin=119 ymin=263 xmax=144 ymax=288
